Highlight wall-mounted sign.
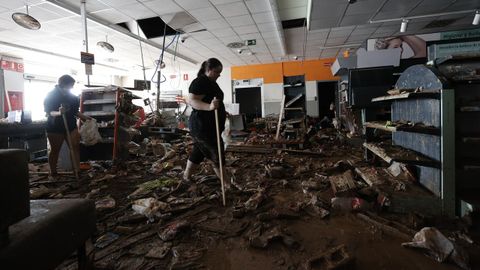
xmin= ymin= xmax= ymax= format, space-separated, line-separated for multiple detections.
xmin=1 ymin=59 xmax=24 ymax=72
xmin=246 ymin=39 xmax=256 ymax=46
xmin=80 ymin=52 xmax=95 ymax=65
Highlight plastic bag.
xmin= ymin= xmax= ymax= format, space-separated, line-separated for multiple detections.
xmin=80 ymin=119 xmax=102 ymax=146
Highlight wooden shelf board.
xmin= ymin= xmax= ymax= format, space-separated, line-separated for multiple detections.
xmin=83 ymin=99 xmax=116 ymax=105
xmin=364 ymin=121 xmax=440 ymax=135
xmin=372 ymin=91 xmax=440 ymax=102
xmin=363 ymin=142 xmax=440 ymax=168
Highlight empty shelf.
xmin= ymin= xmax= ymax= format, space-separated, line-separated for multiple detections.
xmin=363 ymin=142 xmax=440 ymax=168
xmin=82 ymin=99 xmax=116 ymax=105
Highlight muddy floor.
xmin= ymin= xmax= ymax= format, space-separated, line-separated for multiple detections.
xmin=27 ymin=129 xmax=479 ymax=270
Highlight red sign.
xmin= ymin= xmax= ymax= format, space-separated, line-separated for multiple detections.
xmin=183 ymin=74 xmax=188 ymax=81
xmin=4 ymin=91 xmax=23 ymax=112
xmin=1 ymin=60 xmax=24 ymax=72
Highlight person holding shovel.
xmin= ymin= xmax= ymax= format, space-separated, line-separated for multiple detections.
xmin=44 ymin=75 xmax=91 ymax=177
xmin=184 ymin=58 xmax=228 ymax=189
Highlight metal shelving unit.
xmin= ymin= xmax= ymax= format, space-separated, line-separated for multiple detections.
xmin=364 ymin=65 xmax=456 ymax=217
xmin=79 ymin=85 xmax=141 ymax=161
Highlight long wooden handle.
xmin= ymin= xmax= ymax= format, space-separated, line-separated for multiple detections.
xmin=214 ymin=109 xmax=226 ymax=206
xmin=62 ymin=112 xmax=79 ymax=180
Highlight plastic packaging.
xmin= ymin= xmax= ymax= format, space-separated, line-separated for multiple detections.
xmin=79 ymin=119 xmax=102 ymax=146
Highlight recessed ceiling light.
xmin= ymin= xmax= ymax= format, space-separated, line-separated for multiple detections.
xmin=227 ymin=42 xmax=244 ymax=48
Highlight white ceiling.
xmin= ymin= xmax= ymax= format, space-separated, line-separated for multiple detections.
xmin=0 ymin=0 xmax=478 ymax=70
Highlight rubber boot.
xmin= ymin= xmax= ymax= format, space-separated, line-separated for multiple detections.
xmin=183 ymin=160 xmax=198 ymax=182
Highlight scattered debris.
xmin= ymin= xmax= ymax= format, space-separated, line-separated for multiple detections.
xmin=158 ymin=220 xmax=190 ymax=241
xmin=304 ymin=244 xmax=354 ymax=270
xmin=249 ymin=225 xmax=298 ymax=249
xmin=402 ymin=227 xmax=470 ymax=270
xmin=329 ymin=170 xmax=358 ymax=196
xmin=244 ymin=189 xmax=266 ymax=211
xmin=95 ymin=196 xmax=116 ymax=210
xmin=145 ymin=242 xmax=172 ymax=259
xmin=95 ymin=232 xmax=119 ymax=249
xmin=132 ymin=197 xmax=169 ymax=220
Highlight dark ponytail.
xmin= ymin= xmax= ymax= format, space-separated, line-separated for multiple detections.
xmin=197 ymin=58 xmax=222 ymax=77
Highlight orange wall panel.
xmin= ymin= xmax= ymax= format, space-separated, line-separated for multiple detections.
xmin=231 ymin=63 xmax=283 ymax=83
xmin=231 ymin=58 xmax=338 ymax=83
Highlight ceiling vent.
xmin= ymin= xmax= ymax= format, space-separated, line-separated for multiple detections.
xmin=424 ymin=18 xmax=457 ymax=29
xmin=282 ymin=18 xmax=306 ymax=29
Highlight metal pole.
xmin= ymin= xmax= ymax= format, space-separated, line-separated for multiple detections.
xmin=80 ymin=0 xmax=90 ymax=86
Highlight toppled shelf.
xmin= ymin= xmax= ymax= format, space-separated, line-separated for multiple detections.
xmin=363 ymin=142 xmax=440 ymax=168
xmin=285 ymin=93 xmax=303 ymax=107
xmin=371 ymin=91 xmax=440 ymax=102
xmin=364 ymin=121 xmax=440 ymax=136
xmin=283 ymin=118 xmax=304 ymax=125
xmin=82 ymin=99 xmax=116 ymax=105
xmin=84 ymin=111 xmax=116 ymax=117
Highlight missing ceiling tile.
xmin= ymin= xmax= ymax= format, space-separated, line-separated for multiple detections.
xmin=424 ymin=19 xmax=457 ymax=29
xmin=282 ymin=18 xmax=306 ymax=29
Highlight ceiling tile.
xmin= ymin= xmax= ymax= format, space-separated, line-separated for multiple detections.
xmin=189 ymin=7 xmax=222 ymax=20
xmin=116 ymin=2 xmax=157 ymax=20
xmin=142 ymin=0 xmax=183 ymax=15
xmin=201 ymin=18 xmax=230 ymax=30
xmin=99 ymin=0 xmax=138 ymax=7
xmin=91 ymin=8 xmax=132 ymax=24
xmin=174 ymin=0 xmax=212 ymax=9
xmin=278 ymin=6 xmax=307 ymax=21
xmin=245 ymin=0 xmax=271 ymax=13
xmin=209 ymin=0 xmax=241 ymax=4
xmin=233 ymin=24 xmax=258 ymax=35
xmin=252 ymin=12 xmax=275 ymax=24
xmin=213 ymin=27 xmax=237 ymax=37
xmin=260 ymin=31 xmax=278 ymax=38
xmin=226 ymin=15 xmax=254 ymax=27
xmin=216 ymin=2 xmax=249 ymax=17
xmin=217 ymin=35 xmax=241 ymax=44
xmin=257 ymin=22 xmax=277 ymax=32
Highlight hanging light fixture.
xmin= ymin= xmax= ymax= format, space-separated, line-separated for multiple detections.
xmin=12 ymin=5 xmax=41 ymax=30
xmin=97 ymin=35 xmax=114 ymax=53
xmin=400 ymin=19 xmax=409 ymax=33
xmin=473 ymin=10 xmax=480 ymax=25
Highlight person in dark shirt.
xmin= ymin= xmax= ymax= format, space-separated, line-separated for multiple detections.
xmin=184 ymin=58 xmax=228 ymax=183
xmin=44 ymin=75 xmax=90 ymax=177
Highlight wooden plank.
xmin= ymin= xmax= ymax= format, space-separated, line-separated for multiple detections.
xmin=275 ymin=94 xmax=286 ymax=141
xmin=364 ymin=121 xmax=440 ymax=135
xmin=285 ymin=93 xmax=303 ymax=107
xmin=371 ymin=91 xmax=440 ymax=102
xmin=329 ymin=170 xmax=357 ymax=196
xmin=364 ymin=121 xmax=396 ymax=132
xmin=363 ymin=142 xmax=393 ymax=164
xmin=226 ymin=145 xmax=273 ymax=154
xmin=354 ymin=167 xmax=385 ymax=186
xmin=363 ymin=142 xmax=440 ymax=168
